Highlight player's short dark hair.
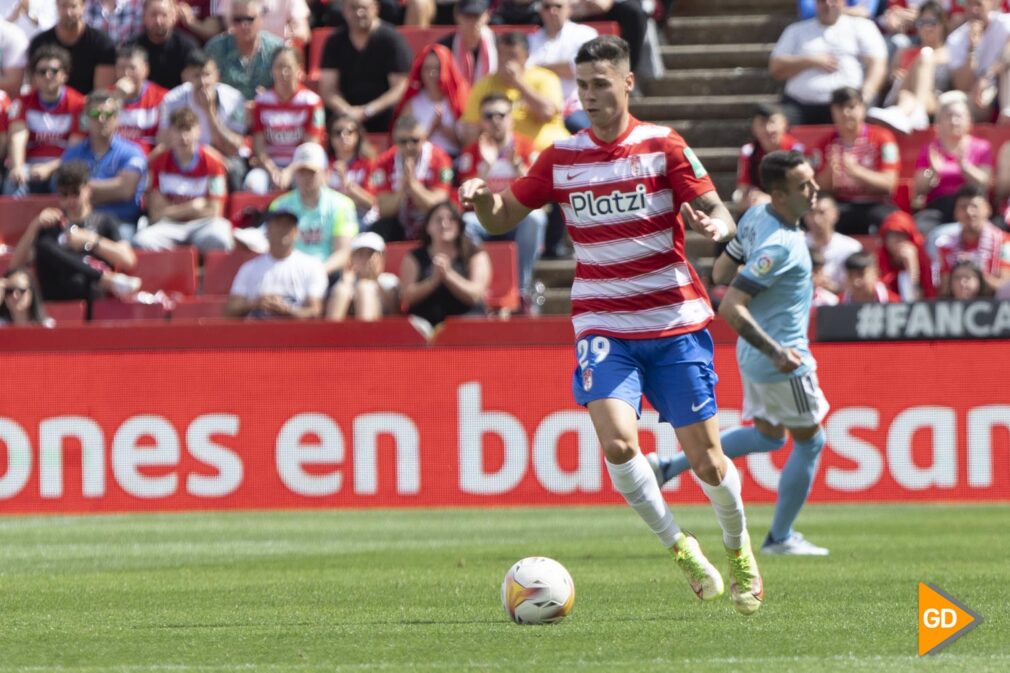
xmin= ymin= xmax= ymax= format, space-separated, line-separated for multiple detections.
xmin=754 ymin=102 xmax=785 ymax=119
xmin=85 ymin=90 xmax=121 ymax=113
xmin=954 ymin=183 xmax=988 ymax=204
xmin=496 ymin=31 xmax=528 ymax=52
xmin=480 ymin=92 xmax=511 ymax=109
xmin=575 ymin=35 xmax=630 ymax=67
xmin=185 ymin=49 xmax=213 ymax=71
xmin=55 ymin=161 xmax=91 ymax=192
xmin=831 ymin=86 xmax=863 ymax=106
xmin=759 ymin=150 xmax=807 ymax=195
xmin=844 ymin=251 xmax=876 ymax=272
xmin=117 ymin=44 xmax=148 ymax=62
xmin=30 ymin=44 xmax=71 ymax=73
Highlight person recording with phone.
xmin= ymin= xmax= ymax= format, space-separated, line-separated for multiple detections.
xmin=9 ymin=162 xmax=142 ymax=310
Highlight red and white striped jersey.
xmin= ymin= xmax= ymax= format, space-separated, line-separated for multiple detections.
xmin=511 ymin=117 xmax=716 ymax=340
xmin=148 ymin=145 xmax=228 ymax=207
xmin=250 ymin=87 xmax=326 ymax=167
xmin=9 ymin=86 xmax=85 ymax=160
xmin=114 ymin=81 xmax=167 ymax=154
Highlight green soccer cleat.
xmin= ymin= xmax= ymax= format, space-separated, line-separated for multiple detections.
xmin=670 ymin=532 xmax=725 ymax=601
xmin=726 ymin=534 xmax=764 ymax=615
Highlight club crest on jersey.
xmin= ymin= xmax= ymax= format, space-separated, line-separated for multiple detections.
xmin=582 ymin=367 xmax=593 ymax=392
xmin=629 ymin=155 xmax=642 ymax=177
xmin=570 ymin=184 xmax=648 ymax=219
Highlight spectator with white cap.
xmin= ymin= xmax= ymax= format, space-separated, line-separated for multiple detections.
xmin=224 ymin=207 xmax=328 ymax=320
xmin=268 ymin=141 xmax=359 ymax=282
xmin=327 ymin=230 xmax=399 ymax=321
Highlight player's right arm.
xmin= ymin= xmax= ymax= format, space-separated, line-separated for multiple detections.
xmin=719 ymin=286 xmax=802 ymax=374
xmin=458 ymin=179 xmax=533 ymax=236
xmin=711 ymin=251 xmax=741 ymax=286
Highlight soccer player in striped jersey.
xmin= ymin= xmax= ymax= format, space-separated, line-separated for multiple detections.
xmin=650 ymin=150 xmax=831 ymax=556
xmin=459 ymin=36 xmax=764 ymax=615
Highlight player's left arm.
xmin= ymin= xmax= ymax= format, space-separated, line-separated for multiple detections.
xmin=719 ymin=285 xmax=802 ymax=373
xmin=680 ymin=190 xmax=736 ymax=243
xmin=711 ymin=251 xmax=741 ymax=286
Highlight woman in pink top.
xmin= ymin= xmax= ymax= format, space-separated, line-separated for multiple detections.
xmin=913 ymin=91 xmax=993 ymax=233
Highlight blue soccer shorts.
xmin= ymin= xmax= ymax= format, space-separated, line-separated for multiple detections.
xmin=571 ymin=329 xmax=719 ymax=428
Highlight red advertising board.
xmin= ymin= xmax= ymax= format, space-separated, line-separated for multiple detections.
xmin=0 ymin=331 xmax=1008 ymax=512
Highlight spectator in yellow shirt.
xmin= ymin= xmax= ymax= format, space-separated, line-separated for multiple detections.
xmin=460 ymin=31 xmax=568 ymax=151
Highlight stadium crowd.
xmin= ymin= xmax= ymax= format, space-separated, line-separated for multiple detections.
xmin=0 ymin=0 xmax=1007 ymax=328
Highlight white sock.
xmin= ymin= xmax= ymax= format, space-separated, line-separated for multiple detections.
xmin=699 ymin=459 xmax=747 ymax=549
xmin=606 ymin=453 xmax=681 ymax=548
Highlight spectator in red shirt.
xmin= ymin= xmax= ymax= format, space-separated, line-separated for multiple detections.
xmin=878 ymin=209 xmax=936 ymax=301
xmin=109 ymin=44 xmax=167 ymax=154
xmin=456 ymin=92 xmax=546 ymax=304
xmin=369 ymin=114 xmax=454 ymax=241
xmin=244 ymin=46 xmax=326 ymax=194
xmin=811 ymin=86 xmax=900 ymax=235
xmin=4 ymin=44 xmax=85 ymax=196
xmin=841 ymin=250 xmax=901 ymax=303
xmin=328 ymin=113 xmax=378 ymax=225
xmin=734 ymin=102 xmax=804 ymax=211
xmin=935 ymin=183 xmax=1010 ymax=295
xmin=133 ymin=107 xmax=233 ymax=252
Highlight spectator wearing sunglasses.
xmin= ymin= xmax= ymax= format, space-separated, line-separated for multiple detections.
xmin=62 ymin=90 xmax=148 ymax=228
xmin=215 ymin=0 xmax=310 ymax=44
xmin=204 ymin=0 xmax=282 ymax=101
xmin=368 ymin=114 xmax=454 ymax=242
xmin=0 ymin=268 xmax=51 ymax=327
xmin=5 ymin=44 xmax=85 ymax=196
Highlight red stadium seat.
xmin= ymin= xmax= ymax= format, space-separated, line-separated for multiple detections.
xmin=134 ymin=248 xmax=199 ymax=296
xmin=852 ymin=234 xmax=880 ymax=253
xmin=44 ymin=300 xmax=86 ymax=324
xmin=203 ymin=250 xmax=259 ymax=295
xmin=0 ymin=195 xmax=61 ymax=247
xmin=228 ymin=191 xmax=284 ymax=227
xmin=484 ymin=241 xmax=520 ymax=312
xmin=91 ymin=298 xmax=168 ymax=321
xmin=172 ymin=295 xmax=230 ymax=320
xmin=383 ymin=241 xmax=413 ymax=277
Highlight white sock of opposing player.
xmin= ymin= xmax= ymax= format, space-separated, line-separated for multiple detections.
xmin=699 ymin=459 xmax=746 ymax=549
xmin=606 ymin=453 xmax=681 ymax=548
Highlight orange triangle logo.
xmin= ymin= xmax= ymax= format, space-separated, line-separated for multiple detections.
xmin=918 ymin=582 xmax=983 ymax=656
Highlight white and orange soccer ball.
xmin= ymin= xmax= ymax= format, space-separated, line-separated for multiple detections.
xmin=500 ymin=556 xmax=575 ymax=625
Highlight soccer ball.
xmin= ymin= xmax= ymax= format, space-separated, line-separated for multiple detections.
xmin=500 ymin=556 xmax=575 ymax=625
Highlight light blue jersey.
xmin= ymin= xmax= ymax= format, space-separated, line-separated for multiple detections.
xmin=726 ymin=204 xmax=815 ymax=383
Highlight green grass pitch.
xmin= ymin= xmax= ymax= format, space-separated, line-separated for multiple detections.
xmin=0 ymin=504 xmax=1007 ymax=672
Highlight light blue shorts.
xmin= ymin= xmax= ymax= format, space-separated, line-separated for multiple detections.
xmin=571 ymin=330 xmax=719 ymax=428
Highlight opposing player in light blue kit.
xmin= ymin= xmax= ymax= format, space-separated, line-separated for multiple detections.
xmin=649 ymin=150 xmax=831 ymax=556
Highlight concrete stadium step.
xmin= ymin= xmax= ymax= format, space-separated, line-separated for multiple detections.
xmin=664 ymin=119 xmax=752 ymax=148
xmin=661 ymin=43 xmax=776 ymax=70
xmin=535 ymin=258 xmax=575 ymax=288
xmin=692 ymin=147 xmax=738 ymax=173
xmin=632 ymin=94 xmax=779 ymax=121
xmin=644 ymin=68 xmax=778 ymax=97
xmin=674 ymin=0 xmax=795 ymax=15
xmin=666 ymin=15 xmax=793 ymax=45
